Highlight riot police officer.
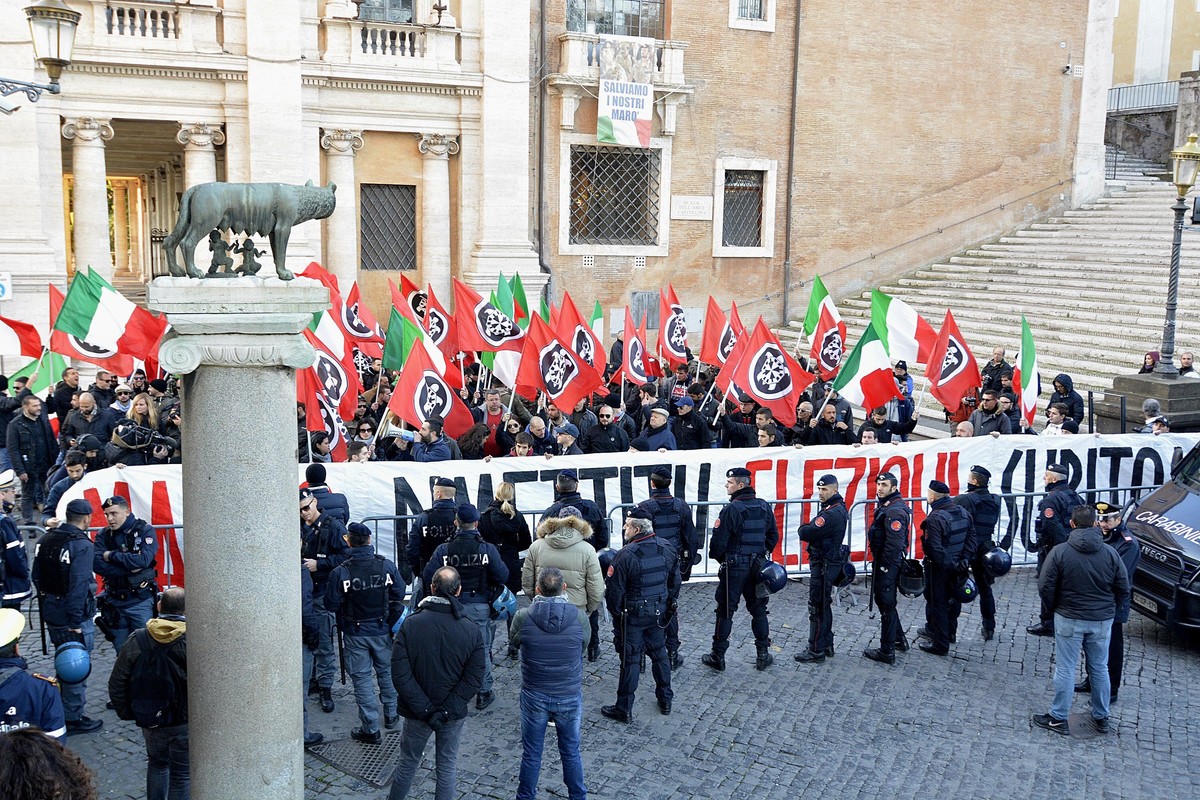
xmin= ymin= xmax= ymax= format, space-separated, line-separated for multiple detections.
xmin=0 ymin=470 xmax=32 ymax=611
xmin=794 ymin=474 xmax=848 ymax=665
xmin=917 ymin=480 xmax=972 ymax=656
xmin=301 ymin=487 xmax=350 ymax=713
xmin=1075 ymin=502 xmax=1141 ymax=702
xmin=863 ymin=472 xmax=910 ymax=665
xmin=634 ymin=465 xmax=699 ymax=668
xmin=326 ymin=523 xmax=406 ymax=744
xmin=602 ymin=511 xmax=679 ymax=722
xmin=31 ymin=498 xmax=103 ymax=733
xmin=701 ymin=467 xmax=779 ymax=672
xmin=544 ymin=469 xmax=610 ymax=662
xmin=424 ymin=503 xmax=508 ymax=710
xmin=0 ymin=608 xmax=66 ymax=739
xmin=407 ymin=477 xmax=459 ymax=597
xmin=1027 ymin=463 xmax=1084 ymax=636
xmin=93 ymin=495 xmax=159 ymax=649
xmin=954 ymin=465 xmax=1002 ymax=640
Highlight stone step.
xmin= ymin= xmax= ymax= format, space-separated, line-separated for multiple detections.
xmin=942 ymin=255 xmax=1200 ymax=273
xmin=1008 ymin=228 xmax=1174 ymax=241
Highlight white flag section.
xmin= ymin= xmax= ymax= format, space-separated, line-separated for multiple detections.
xmin=61 ymin=434 xmax=1198 ymax=587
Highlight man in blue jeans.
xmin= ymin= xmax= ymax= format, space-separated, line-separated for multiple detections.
xmin=1033 ymin=505 xmax=1130 ymax=736
xmin=509 ymin=566 xmax=589 ymax=800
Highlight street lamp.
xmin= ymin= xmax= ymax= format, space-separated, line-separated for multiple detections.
xmin=0 ymin=1 xmax=82 ymax=110
xmin=1156 ymin=133 xmax=1200 ymax=377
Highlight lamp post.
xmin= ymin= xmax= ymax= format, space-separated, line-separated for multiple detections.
xmin=1155 ymin=133 xmax=1200 ymax=378
xmin=0 ymin=1 xmax=81 ymax=108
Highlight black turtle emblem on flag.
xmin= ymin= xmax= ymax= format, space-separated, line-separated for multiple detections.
xmin=474 ymin=300 xmax=522 ymax=348
xmin=341 ymin=302 xmax=372 ymax=339
xmin=426 ymin=307 xmax=449 ymax=346
xmin=938 ymin=335 xmax=969 ymax=384
xmin=662 ymin=305 xmax=688 ymax=360
xmin=572 ymin=325 xmax=596 ymax=366
xmin=818 ymin=328 xmax=843 ymax=373
xmin=627 ymin=338 xmax=650 ymax=383
xmin=539 ymin=340 xmax=579 ymax=399
xmin=718 ymin=323 xmax=737 ymax=363
xmin=313 ymin=351 xmax=349 ymax=403
xmin=69 ymin=334 xmax=117 ymax=359
xmin=746 ymin=343 xmax=793 ymax=401
xmin=415 ymin=370 xmax=453 ymax=421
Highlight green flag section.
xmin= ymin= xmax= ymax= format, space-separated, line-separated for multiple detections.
xmin=589 ymin=300 xmax=604 ymax=337
xmin=870 ymin=289 xmax=938 ymax=365
xmin=803 ymin=275 xmax=833 ymax=337
xmin=832 ymin=325 xmax=902 ymax=411
xmin=1013 ymin=316 xmax=1040 ymax=426
xmin=383 ymin=306 xmax=426 ymax=372
xmin=539 ymin=296 xmax=551 ymax=322
xmin=11 ymin=350 xmax=68 ymax=395
xmin=495 ymin=275 xmax=515 ymax=319
xmin=509 ymin=273 xmax=530 ymax=328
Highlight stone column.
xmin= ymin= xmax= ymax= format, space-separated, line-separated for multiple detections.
xmin=112 ymin=181 xmax=130 ymax=276
xmin=177 ymin=122 xmax=225 ymax=187
xmin=147 ymin=277 xmax=330 ymax=800
xmin=320 ymin=129 xmax=364 ymax=290
xmin=1070 ymin=0 xmax=1116 ymax=208
xmin=62 ymin=117 xmax=115 ymax=280
xmin=418 ymin=133 xmax=458 ymax=303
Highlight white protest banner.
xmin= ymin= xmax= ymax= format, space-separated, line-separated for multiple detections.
xmin=596 ymin=34 xmax=656 ymax=147
xmin=61 ymin=434 xmax=1199 ymax=587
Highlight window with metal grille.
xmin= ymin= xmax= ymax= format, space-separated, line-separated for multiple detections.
xmin=737 ymin=0 xmax=766 ymax=20
xmin=360 ymin=184 xmax=417 ymax=270
xmin=358 ymin=0 xmax=414 ymax=23
xmin=576 ymin=0 xmax=665 ymax=40
xmin=722 ymin=170 xmax=764 ymax=248
xmin=569 ymin=145 xmax=662 ymax=246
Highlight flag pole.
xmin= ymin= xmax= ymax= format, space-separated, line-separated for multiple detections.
xmin=911 ymin=375 xmax=929 ymax=418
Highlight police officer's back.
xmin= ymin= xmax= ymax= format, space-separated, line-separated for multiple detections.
xmin=0 ymin=608 xmax=65 ymax=738
xmin=918 ymin=480 xmax=971 ymax=655
xmin=1028 ymin=463 xmax=1084 ymax=636
xmin=408 ymin=478 xmax=459 ymax=584
xmin=634 ymin=466 xmax=700 ymax=577
xmin=954 ymin=465 xmax=1002 ymax=640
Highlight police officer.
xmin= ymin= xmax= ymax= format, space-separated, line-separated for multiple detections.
xmin=424 ymin=503 xmax=508 ymax=710
xmin=863 ymin=472 xmax=910 ymax=665
xmin=954 ymin=465 xmax=1002 ymax=640
xmin=92 ymin=495 xmax=159 ymax=650
xmin=407 ymin=477 xmax=459 ymax=596
xmin=793 ymin=474 xmax=848 ymax=664
xmin=0 ymin=470 xmax=32 ymax=611
xmin=543 ymin=469 xmax=610 ymax=662
xmin=326 ymin=522 xmax=406 ymax=744
xmin=31 ymin=498 xmax=103 ymax=733
xmin=635 ymin=465 xmax=700 ymax=668
xmin=602 ymin=511 xmax=679 ymax=723
xmin=1027 ymin=463 xmax=1084 ymax=636
xmin=0 ymin=608 xmax=66 ymax=738
xmin=701 ymin=467 xmax=779 ymax=672
xmin=301 ymin=487 xmax=349 ymax=713
xmin=1075 ymin=502 xmax=1141 ymax=703
xmin=917 ymin=480 xmax=972 ymax=656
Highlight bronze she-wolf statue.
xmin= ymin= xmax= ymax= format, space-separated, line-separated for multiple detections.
xmin=162 ymin=180 xmax=336 ymax=280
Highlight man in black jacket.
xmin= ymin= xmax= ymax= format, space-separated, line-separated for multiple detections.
xmin=671 ymin=396 xmax=711 ymax=450
xmin=389 ymin=566 xmax=485 ymax=800
xmin=793 ymin=474 xmax=848 ymax=665
xmin=6 ymin=395 xmax=56 ymax=524
xmin=580 ymin=405 xmax=629 ymax=454
xmin=300 ymin=488 xmax=349 ymax=712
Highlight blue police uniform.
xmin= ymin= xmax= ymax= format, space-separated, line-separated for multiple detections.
xmin=302 ymin=510 xmax=349 ymax=694
xmin=1 ymin=508 xmax=32 ymax=610
xmin=865 ymin=492 xmax=910 ymax=661
xmin=408 ymin=498 xmax=458 ymax=587
xmin=919 ymin=496 xmax=972 ymax=653
xmin=605 ymin=530 xmax=679 ymax=717
xmin=93 ymin=513 xmax=159 ymax=650
xmin=0 ymin=657 xmax=66 ymax=738
xmin=327 ymin=544 xmax=406 ymax=736
xmin=954 ymin=484 xmax=1001 ymax=637
xmin=31 ymin=522 xmax=96 ymax=723
xmin=797 ymin=492 xmax=848 ymax=658
xmin=635 ymin=488 xmax=699 ymax=661
xmin=1033 ymin=480 xmax=1084 ymax=630
xmin=704 ymin=482 xmax=779 ymax=668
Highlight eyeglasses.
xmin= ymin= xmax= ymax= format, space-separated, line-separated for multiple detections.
xmin=598 ymin=415 xmax=612 ymax=420
xmin=116 ymin=392 xmax=132 ymax=397
xmin=357 ymin=428 xmax=373 ymax=434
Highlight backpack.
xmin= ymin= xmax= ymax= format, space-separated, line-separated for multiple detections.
xmin=129 ymin=629 xmax=187 ymax=728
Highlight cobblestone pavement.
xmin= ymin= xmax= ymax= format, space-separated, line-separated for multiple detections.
xmin=21 ymin=567 xmax=1200 ymax=799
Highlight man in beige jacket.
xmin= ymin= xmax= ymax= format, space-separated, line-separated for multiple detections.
xmin=523 ymin=507 xmax=605 ymax=659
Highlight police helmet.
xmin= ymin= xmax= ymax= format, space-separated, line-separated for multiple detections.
xmin=833 ymin=560 xmax=856 ymax=589
xmin=55 ymin=641 xmax=91 ymax=685
xmin=390 ymin=605 xmax=411 ymax=636
xmin=757 ymin=560 xmax=788 ymax=595
xmin=982 ymin=547 xmax=1012 ymax=579
xmin=953 ymin=577 xmax=978 ymax=604
xmin=898 ymin=558 xmax=924 ymax=598
xmin=597 ymin=549 xmax=618 ymax=574
xmin=492 ymin=586 xmax=519 ymax=622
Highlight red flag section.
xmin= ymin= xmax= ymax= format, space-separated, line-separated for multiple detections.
xmin=621 ymin=307 xmax=652 ymax=386
xmin=722 ymin=320 xmax=813 ymax=428
xmin=452 ymin=278 xmax=525 ymax=354
xmin=729 ymin=301 xmax=746 ymax=337
xmin=700 ymin=296 xmax=739 ymax=367
xmin=638 ymin=315 xmax=663 ymax=380
xmin=657 ymin=285 xmax=689 ymax=369
xmin=49 ymin=284 xmax=134 ymax=374
xmin=342 ymin=282 xmax=385 ymax=359
xmin=556 ymin=293 xmax=606 ymax=379
xmin=388 ymin=341 xmax=474 ymax=438
xmin=303 ymin=328 xmax=361 ymax=419
xmin=515 ymin=316 xmax=603 ymax=412
xmin=810 ymin=303 xmax=846 ymax=382
xmin=400 ymin=274 xmax=427 ymax=320
xmin=424 ymin=284 xmax=458 ymax=359
xmin=296 ymin=367 xmax=350 ymax=462
xmin=0 ymin=314 xmax=43 ymax=359
xmin=926 ymin=310 xmax=982 ymax=410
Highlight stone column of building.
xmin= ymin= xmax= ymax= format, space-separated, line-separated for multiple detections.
xmin=62 ymin=117 xmax=115 ymax=281
xmin=1071 ymin=0 xmax=1117 ymax=208
xmin=467 ymin=0 xmax=544 ymax=292
xmin=147 ymin=277 xmax=329 ymax=800
xmin=418 ymin=133 xmax=458 ymax=304
xmin=112 ymin=182 xmax=131 ymax=277
xmin=320 ymin=129 xmax=364 ymax=290
xmin=129 ymin=180 xmax=145 ymax=280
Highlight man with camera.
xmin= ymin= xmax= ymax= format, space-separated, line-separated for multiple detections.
xmin=92 ymin=496 xmax=159 ymax=651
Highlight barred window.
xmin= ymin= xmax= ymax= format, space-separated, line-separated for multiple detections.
xmin=722 ymin=170 xmax=764 ymax=248
xmin=360 ymin=184 xmax=417 ymax=270
xmin=737 ymin=0 xmax=766 ymax=20
xmin=569 ymin=145 xmax=662 ymax=247
xmin=358 ymin=0 xmax=414 ymax=23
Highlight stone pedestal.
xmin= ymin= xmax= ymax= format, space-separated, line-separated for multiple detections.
xmin=147 ymin=277 xmax=329 ymax=800
xmin=1095 ymin=372 xmax=1200 ymax=433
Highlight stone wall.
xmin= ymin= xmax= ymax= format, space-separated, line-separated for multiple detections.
xmin=1107 ymin=109 xmax=1176 ymax=164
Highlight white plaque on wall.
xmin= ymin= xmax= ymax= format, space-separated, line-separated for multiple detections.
xmin=670 ymin=195 xmax=713 ymax=221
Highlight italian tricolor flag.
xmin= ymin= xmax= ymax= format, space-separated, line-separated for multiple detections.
xmin=870 ymin=289 xmax=937 ymax=365
xmin=52 ymin=267 xmax=166 ymax=361
xmin=1013 ymin=316 xmax=1040 ymax=426
xmin=832 ymin=325 xmax=904 ymax=411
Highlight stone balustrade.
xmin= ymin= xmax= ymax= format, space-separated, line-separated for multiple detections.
xmin=557 ymin=32 xmax=687 ymax=86
xmin=321 ymin=19 xmax=461 ymax=71
xmin=76 ymin=0 xmax=223 ymax=55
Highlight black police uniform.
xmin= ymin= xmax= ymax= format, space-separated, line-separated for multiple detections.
xmin=606 ymin=530 xmax=679 ymax=716
xmin=705 ymin=482 xmax=779 ymax=666
xmin=797 ymin=492 xmax=848 ymax=658
xmin=635 ymin=488 xmax=700 ymax=660
xmin=1089 ymin=521 xmax=1140 ymax=698
xmin=954 ymin=484 xmax=1001 ymax=637
xmin=1 ymin=502 xmax=32 ymax=610
xmin=920 ymin=496 xmax=972 ymax=653
xmin=866 ymin=493 xmax=910 ymax=660
xmin=301 ymin=510 xmax=349 ymax=693
xmin=0 ymin=657 xmax=66 ymax=738
xmin=408 ymin=497 xmax=458 ymax=587
xmin=1033 ymin=480 xmax=1084 ymax=629
xmin=92 ymin=513 xmax=159 ymax=647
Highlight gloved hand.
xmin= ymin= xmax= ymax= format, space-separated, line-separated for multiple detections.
xmin=302 ymin=624 xmax=320 ymax=651
xmin=427 ymin=709 xmax=451 ymax=732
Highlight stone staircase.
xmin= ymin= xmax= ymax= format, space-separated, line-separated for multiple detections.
xmin=777 ymin=149 xmax=1200 ymax=433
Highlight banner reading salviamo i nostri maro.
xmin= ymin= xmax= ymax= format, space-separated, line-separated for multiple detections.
xmin=596 ymin=34 xmax=656 ymax=147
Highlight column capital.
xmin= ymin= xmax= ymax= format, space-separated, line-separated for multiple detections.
xmin=62 ymin=117 xmax=114 ymax=144
xmin=176 ymin=122 xmax=226 ymax=149
xmin=417 ymin=133 xmax=460 ymax=158
xmin=320 ymin=128 xmax=365 ymax=155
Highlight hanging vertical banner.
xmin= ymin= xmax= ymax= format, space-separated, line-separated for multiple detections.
xmin=596 ymin=34 xmax=656 ymax=147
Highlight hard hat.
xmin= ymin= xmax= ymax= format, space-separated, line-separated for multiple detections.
xmin=982 ymin=547 xmax=1012 ymax=579
xmin=898 ymin=558 xmax=925 ymax=598
xmin=54 ymin=641 xmax=91 ymax=685
xmin=757 ymin=560 xmax=788 ymax=595
xmin=491 ymin=586 xmax=519 ymax=622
